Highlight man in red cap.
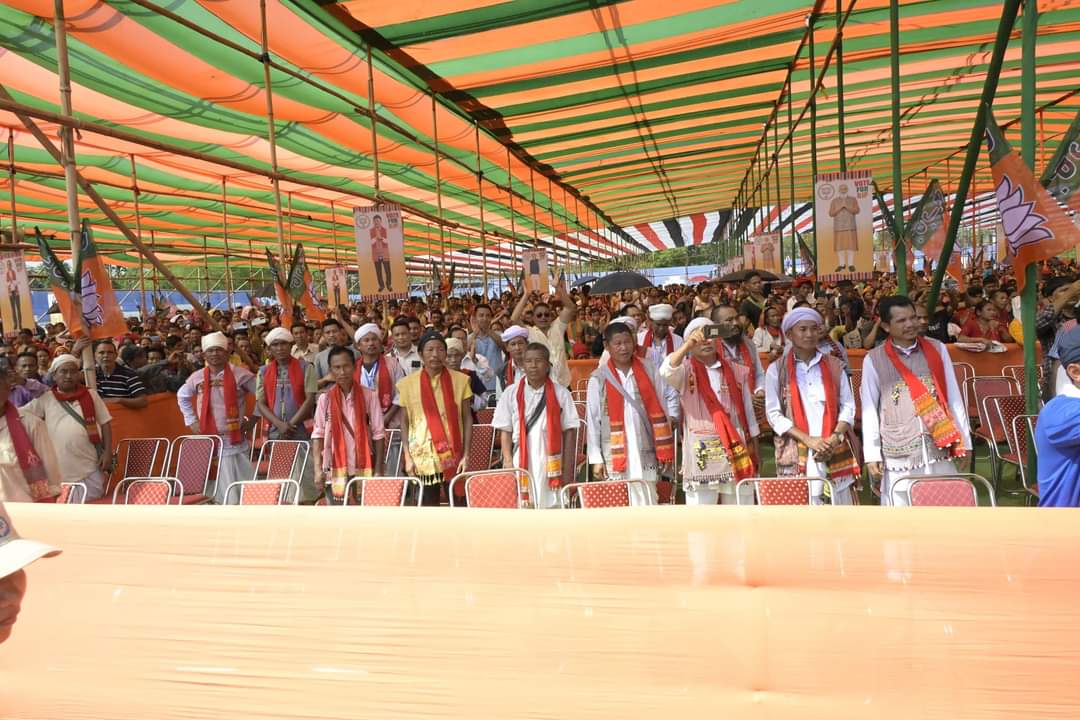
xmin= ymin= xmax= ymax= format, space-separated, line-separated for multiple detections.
xmin=0 ymin=500 xmax=60 ymax=643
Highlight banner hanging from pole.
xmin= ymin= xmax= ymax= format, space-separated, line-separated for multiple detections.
xmin=354 ymin=204 xmax=406 ymax=300
xmin=0 ymin=249 xmax=32 ymax=333
xmin=324 ymin=265 xmax=349 ymax=310
xmin=814 ymin=170 xmax=874 ymax=281
xmin=748 ymin=234 xmax=781 ymax=275
xmin=521 ymin=248 xmax=549 ymax=294
xmin=741 ymin=238 xmax=757 ymax=270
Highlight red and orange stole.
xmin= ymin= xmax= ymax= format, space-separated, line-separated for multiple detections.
xmin=327 ymin=383 xmax=373 ymax=491
xmin=516 ymin=377 xmax=563 ymax=489
xmin=420 ymin=368 xmax=462 ymax=473
xmin=51 ymin=385 xmax=102 ymax=447
xmin=264 ymin=358 xmax=305 ymax=413
xmin=786 ymin=352 xmax=859 ymax=477
xmin=883 ymin=338 xmax=966 ymax=458
xmin=5 ymin=402 xmax=49 ymax=500
xmin=605 ymin=357 xmax=674 ymax=473
xmin=642 ymin=329 xmax=674 ymax=354
xmin=200 ymin=366 xmax=242 ymax=443
xmin=689 ymin=358 xmax=755 ymax=480
xmin=355 ymin=358 xmax=395 ymax=412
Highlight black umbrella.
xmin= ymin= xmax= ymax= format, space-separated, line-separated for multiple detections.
xmin=571 ymin=275 xmax=598 ymax=287
xmin=717 ymin=268 xmax=781 ymax=283
xmin=588 ymin=270 xmax=655 ymax=295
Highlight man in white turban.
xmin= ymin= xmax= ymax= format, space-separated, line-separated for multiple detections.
xmin=22 ymin=354 xmax=113 ymax=501
xmin=765 ymin=307 xmax=859 ymax=504
xmin=354 ymin=322 xmax=405 ymax=473
xmin=177 ymin=330 xmax=258 ymax=503
xmin=254 ymin=326 xmax=318 ymax=502
xmin=497 ymin=325 xmax=532 ymax=397
xmin=639 ymin=303 xmax=683 ymax=361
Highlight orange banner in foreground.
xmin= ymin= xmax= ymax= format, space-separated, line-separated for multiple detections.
xmin=3 ymin=505 xmax=1079 ymax=719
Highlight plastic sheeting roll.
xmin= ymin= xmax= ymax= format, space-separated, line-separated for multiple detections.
xmin=2 ymin=505 xmax=1079 ymax=719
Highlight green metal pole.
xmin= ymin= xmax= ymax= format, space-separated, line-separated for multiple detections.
xmin=925 ymin=0 xmax=1022 ymax=313
xmin=787 ymin=85 xmax=798 ymax=274
xmin=889 ymin=0 xmax=908 ymax=294
xmin=836 ymin=0 xmax=847 ymax=173
xmin=1021 ymin=0 xmax=1039 ymax=474
xmin=808 ymin=13 xmax=819 ymax=287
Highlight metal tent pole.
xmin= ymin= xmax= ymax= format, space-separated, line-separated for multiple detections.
xmin=475 ymin=122 xmax=487 ymax=296
xmin=1020 ymin=0 xmax=1040 ymax=462
xmin=129 ymin=155 xmax=148 ymax=321
xmin=432 ymin=93 xmax=446 ymax=278
xmin=889 ymin=0 xmax=908 ymax=293
xmin=6 ymin=131 xmax=15 ymax=243
xmin=221 ymin=177 xmax=234 ymax=311
xmin=258 ymin=0 xmax=288 ymax=263
xmin=807 ymin=13 xmax=820 ymax=287
xmin=366 ymin=43 xmax=380 ymax=198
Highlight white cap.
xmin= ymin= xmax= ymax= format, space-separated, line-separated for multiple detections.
xmin=684 ymin=317 xmax=711 ymax=338
xmin=48 ymin=354 xmax=79 ymax=374
xmin=0 ymin=501 xmax=60 ymax=578
xmin=354 ymin=323 xmax=382 ymax=343
xmin=445 ymin=338 xmax=465 ymax=354
xmin=501 ymin=325 xmax=530 ymax=342
xmin=781 ymin=307 xmax=824 ymax=334
xmin=648 ymin=303 xmax=674 ymax=321
xmin=201 ymin=332 xmax=229 ymax=351
xmin=608 ymin=316 xmax=638 ymax=332
xmin=265 ymin=327 xmax=294 ymax=345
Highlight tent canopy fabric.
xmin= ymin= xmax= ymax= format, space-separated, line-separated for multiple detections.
xmin=0 ymin=1 xmax=1076 ymax=275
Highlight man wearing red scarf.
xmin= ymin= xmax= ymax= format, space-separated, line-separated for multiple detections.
xmin=0 ymin=363 xmax=61 ymax=503
xmin=661 ymin=318 xmax=758 ymax=505
xmin=255 ymin=327 xmax=317 ymax=501
xmin=493 ymin=343 xmax=578 ymax=508
xmin=177 ymin=332 xmax=257 ymax=504
xmin=22 ymin=354 xmax=112 ymax=501
xmin=861 ymin=296 xmax=971 ymax=506
xmin=765 ymin=308 xmax=858 ymax=504
xmin=586 ymin=321 xmax=676 ymax=505
xmin=638 ymin=303 xmax=683 ymax=362
xmin=355 ymin=323 xmax=405 ymax=474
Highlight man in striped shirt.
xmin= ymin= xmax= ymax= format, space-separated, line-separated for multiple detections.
xmin=93 ymin=339 xmax=148 ymax=409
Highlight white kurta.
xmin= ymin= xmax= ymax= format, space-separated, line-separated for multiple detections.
xmin=765 ymin=351 xmax=857 ymax=504
xmin=0 ymin=412 xmax=62 ymax=502
xmin=492 ymin=379 xmax=579 ymax=508
xmin=21 ymin=391 xmax=112 ymax=500
xmin=586 ymin=361 xmax=670 ymax=505
xmin=860 ymin=340 xmax=972 ymax=506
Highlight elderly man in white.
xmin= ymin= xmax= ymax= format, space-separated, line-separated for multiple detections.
xmin=765 ymin=308 xmax=859 ymax=505
xmin=638 ymin=303 xmax=683 ymax=361
xmin=355 ymin=323 xmax=405 ymax=474
xmin=495 ymin=325 xmax=532 ymax=398
xmin=177 ymin=332 xmax=258 ymax=504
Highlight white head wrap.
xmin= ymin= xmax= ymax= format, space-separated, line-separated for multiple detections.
xmin=265 ymin=327 xmax=293 ymax=345
xmin=648 ymin=303 xmax=674 ymax=321
xmin=354 ymin=323 xmax=382 ymax=343
xmin=781 ymin=307 xmax=824 ymax=334
xmin=608 ymin=316 xmax=638 ymax=332
xmin=201 ymin=332 xmax=229 ymax=352
xmin=49 ymin=354 xmax=79 ymax=374
xmin=684 ymin=317 xmax=711 ymax=339
xmin=445 ymin=338 xmax=465 ymax=354
xmin=501 ymin=325 xmax=530 ymax=343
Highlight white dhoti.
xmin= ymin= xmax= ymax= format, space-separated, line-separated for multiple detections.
xmin=687 ymin=482 xmax=755 ymax=505
xmin=882 ymin=459 xmax=959 ymax=507
xmin=79 ymin=469 xmax=106 ymax=502
xmin=215 ymin=446 xmax=256 ymax=505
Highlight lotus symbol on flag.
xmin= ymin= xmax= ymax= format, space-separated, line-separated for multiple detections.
xmin=80 ymin=270 xmax=105 ymax=326
xmin=997 ymin=174 xmax=1053 ymax=254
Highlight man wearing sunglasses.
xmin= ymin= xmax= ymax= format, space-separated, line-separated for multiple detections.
xmin=511 ymin=278 xmax=577 ymax=387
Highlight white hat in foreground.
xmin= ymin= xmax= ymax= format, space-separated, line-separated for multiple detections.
xmin=0 ymin=501 xmax=60 ymax=578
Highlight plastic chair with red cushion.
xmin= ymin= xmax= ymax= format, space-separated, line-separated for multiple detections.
xmin=559 ymin=480 xmax=650 ymax=508
xmin=224 ymin=479 xmax=300 ymax=505
xmin=989 ymin=395 xmax=1032 ymax=478
xmin=475 ymin=407 xmax=495 ymax=425
xmin=342 ymin=476 xmax=422 ymax=506
xmin=167 ymin=435 xmax=221 ymax=505
xmin=57 ymin=482 xmax=87 ymax=505
xmin=1002 ymin=364 xmax=1044 ymax=388
xmin=1007 ymin=414 xmax=1039 ymax=504
xmin=448 ymin=469 xmax=527 ymax=508
xmin=113 ymin=478 xmax=176 ymax=505
xmin=735 ymin=477 xmax=838 ymax=506
xmin=465 ymin=424 xmax=496 ymax=473
xmin=252 ymin=440 xmax=309 ymax=504
xmin=93 ymin=437 xmax=170 ymax=504
xmin=850 ymin=368 xmax=862 ymax=428
xmin=899 ymin=473 xmax=995 ymax=507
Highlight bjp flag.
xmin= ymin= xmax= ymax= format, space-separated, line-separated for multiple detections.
xmin=265 ymin=248 xmax=294 ymax=325
xmin=285 ymin=244 xmax=326 ymax=323
xmin=1042 ymin=106 xmax=1080 ymax=218
xmin=986 ymin=109 xmax=1079 ymax=292
xmin=36 ymin=223 xmax=126 ymax=339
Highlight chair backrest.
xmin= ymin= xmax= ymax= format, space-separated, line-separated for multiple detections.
xmin=115 ymin=478 xmax=175 ymax=505
xmin=383 ymin=428 xmax=402 ymax=466
xmin=343 ymin=476 xmax=421 ymax=506
xmin=115 ymin=437 xmax=169 ymax=481
xmin=168 ymin=435 xmax=221 ymax=498
xmin=988 ymin=395 xmax=1030 ymax=448
xmin=57 ymin=482 xmax=87 ymax=505
xmin=254 ymin=440 xmax=309 ymax=482
xmin=449 ymin=470 xmax=524 ymax=508
xmin=850 ymin=369 xmax=862 ymax=423
xmin=735 ymin=477 xmax=830 ymax=506
xmin=475 ymin=407 xmax=495 ymax=425
xmin=571 ymin=389 xmax=588 ymax=404
xmin=573 ymin=378 xmax=590 ymax=396
xmin=1009 ymin=414 xmax=1039 ymax=494
xmin=953 ymin=362 xmax=975 ymax=416
xmin=901 ymin=473 xmax=995 ymax=506
xmin=559 ymin=480 xmax=648 ymax=508
xmin=574 ymin=401 xmax=587 ymax=421
xmin=971 ymin=376 xmax=1019 ymax=431
xmin=465 ymin=424 xmax=496 ymax=473
xmin=1002 ymin=364 xmax=1043 ymax=387
xmin=225 ymin=479 xmax=300 ymax=506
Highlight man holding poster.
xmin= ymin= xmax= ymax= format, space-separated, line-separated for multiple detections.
xmin=324 ymin=266 xmax=349 ymax=309
xmin=0 ymin=252 xmax=31 ymax=334
xmin=521 ymin=249 xmax=549 ymax=294
xmin=354 ymin=205 xmax=405 ymax=299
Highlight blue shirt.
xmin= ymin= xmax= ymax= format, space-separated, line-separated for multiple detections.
xmin=472 ymin=334 xmax=504 ymax=392
xmin=1035 ymin=394 xmax=1080 ymax=507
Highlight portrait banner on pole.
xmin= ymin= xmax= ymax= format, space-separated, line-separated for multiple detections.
xmin=0 ymin=249 xmax=32 ymax=333
xmin=354 ymin=204 xmax=406 ymax=300
xmin=749 ymin=234 xmax=781 ymax=275
xmin=741 ymin=238 xmax=756 ymax=271
xmin=324 ymin=265 xmax=349 ymax=310
xmin=814 ymin=170 xmax=874 ymax=281
xmin=521 ymin=248 xmax=549 ymax=294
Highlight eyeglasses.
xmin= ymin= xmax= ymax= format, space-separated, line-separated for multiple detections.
xmin=534 ymin=313 xmax=552 ymax=319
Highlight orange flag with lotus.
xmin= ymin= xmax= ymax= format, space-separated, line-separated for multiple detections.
xmin=36 ymin=222 xmax=126 ymax=339
xmin=986 ymin=108 xmax=1079 ymax=291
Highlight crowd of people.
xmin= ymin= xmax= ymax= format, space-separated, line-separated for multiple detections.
xmin=0 ymin=254 xmax=1078 ymax=507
